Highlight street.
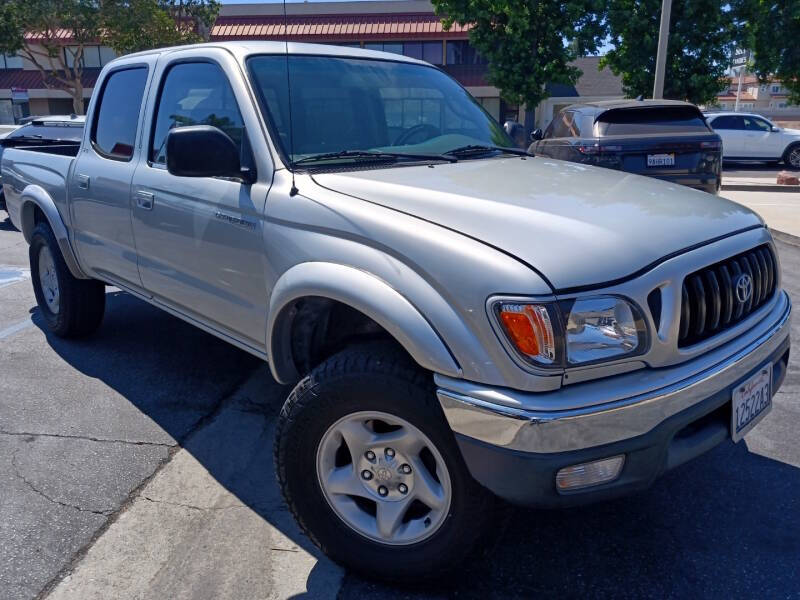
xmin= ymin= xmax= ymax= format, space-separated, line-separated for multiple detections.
xmin=0 ymin=209 xmax=798 ymax=599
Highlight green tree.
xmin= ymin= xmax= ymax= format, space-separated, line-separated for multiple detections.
xmin=600 ymin=0 xmax=736 ymax=104
xmin=0 ymin=0 xmax=219 ymax=115
xmin=735 ymin=0 xmax=800 ymax=105
xmin=430 ymin=0 xmax=607 ymax=110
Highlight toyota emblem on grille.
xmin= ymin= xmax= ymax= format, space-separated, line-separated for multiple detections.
xmin=735 ymin=273 xmax=753 ymax=303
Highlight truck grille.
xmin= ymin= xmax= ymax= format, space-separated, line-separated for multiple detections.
xmin=678 ymin=244 xmax=777 ymax=347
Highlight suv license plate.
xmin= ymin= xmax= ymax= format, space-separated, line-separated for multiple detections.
xmin=731 ymin=366 xmax=772 ymax=443
xmin=647 ymin=153 xmax=675 ymax=167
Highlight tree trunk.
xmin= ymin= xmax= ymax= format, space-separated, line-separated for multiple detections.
xmin=71 ymin=83 xmax=84 ymax=115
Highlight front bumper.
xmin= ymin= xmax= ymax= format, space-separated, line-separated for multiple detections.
xmin=437 ymin=291 xmax=791 ymax=507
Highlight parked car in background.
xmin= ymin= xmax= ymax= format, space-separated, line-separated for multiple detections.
xmin=530 ymin=100 xmax=722 ymax=194
xmin=0 ymin=126 xmax=20 ymax=212
xmin=704 ymin=111 xmax=800 ymax=168
xmin=0 ymin=116 xmax=84 ymax=214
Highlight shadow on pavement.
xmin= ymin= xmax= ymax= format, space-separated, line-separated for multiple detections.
xmin=35 ymin=291 xmax=800 ymax=598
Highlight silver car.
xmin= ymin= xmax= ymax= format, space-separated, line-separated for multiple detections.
xmin=1 ymin=42 xmax=791 ymax=581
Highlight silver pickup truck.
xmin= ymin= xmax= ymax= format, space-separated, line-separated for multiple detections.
xmin=1 ymin=42 xmax=792 ymax=581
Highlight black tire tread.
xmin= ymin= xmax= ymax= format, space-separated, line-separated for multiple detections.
xmin=30 ymin=222 xmax=105 ymax=338
xmin=274 ymin=341 xmax=494 ymax=582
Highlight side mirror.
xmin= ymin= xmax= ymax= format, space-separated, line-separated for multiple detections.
xmin=166 ymin=125 xmax=254 ymax=182
xmin=531 ymin=128 xmax=544 ymax=142
xmin=503 ymin=120 xmax=526 ymax=148
xmin=771 ymin=125 xmax=781 ymax=132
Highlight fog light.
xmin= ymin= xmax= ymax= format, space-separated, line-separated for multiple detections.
xmin=556 ymin=455 xmax=625 ymax=491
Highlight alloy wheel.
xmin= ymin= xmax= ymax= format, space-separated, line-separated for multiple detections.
xmin=316 ymin=410 xmax=452 ymax=545
xmin=38 ymin=245 xmax=60 ymax=313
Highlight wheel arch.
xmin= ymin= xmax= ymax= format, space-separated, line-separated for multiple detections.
xmin=783 ymin=141 xmax=800 ymax=166
xmin=19 ymin=186 xmax=89 ymax=279
xmin=267 ymin=262 xmax=461 ymax=383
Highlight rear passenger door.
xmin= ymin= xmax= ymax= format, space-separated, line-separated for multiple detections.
xmin=70 ymin=64 xmax=152 ymax=289
xmin=130 ymin=50 xmax=273 ymax=352
xmin=709 ymin=115 xmax=745 ymax=158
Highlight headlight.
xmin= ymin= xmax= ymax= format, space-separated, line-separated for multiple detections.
xmin=564 ymin=296 xmax=646 ymax=365
xmin=493 ymin=296 xmax=647 ymax=368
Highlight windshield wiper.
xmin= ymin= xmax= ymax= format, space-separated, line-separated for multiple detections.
xmin=292 ymin=149 xmax=457 ymax=167
xmin=444 ymin=145 xmax=532 ymax=158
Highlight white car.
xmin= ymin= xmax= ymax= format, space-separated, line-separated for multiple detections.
xmin=704 ymin=111 xmax=800 ymax=168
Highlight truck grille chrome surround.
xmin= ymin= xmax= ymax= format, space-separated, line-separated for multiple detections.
xmin=678 ymin=244 xmax=777 ymax=348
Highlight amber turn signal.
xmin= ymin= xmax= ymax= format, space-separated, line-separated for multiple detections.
xmin=497 ymin=303 xmax=556 ymax=364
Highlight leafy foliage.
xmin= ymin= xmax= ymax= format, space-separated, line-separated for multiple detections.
xmin=104 ymin=0 xmax=220 ymax=55
xmin=600 ymin=0 xmax=736 ymax=104
xmin=735 ymin=0 xmax=800 ymax=105
xmin=430 ymin=0 xmax=607 ymax=109
xmin=0 ymin=0 xmax=219 ymax=114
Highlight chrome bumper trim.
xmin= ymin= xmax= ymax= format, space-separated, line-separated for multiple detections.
xmin=437 ymin=291 xmax=791 ymax=454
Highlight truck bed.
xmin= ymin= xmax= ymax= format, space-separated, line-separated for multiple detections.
xmin=1 ymin=145 xmax=75 ymax=230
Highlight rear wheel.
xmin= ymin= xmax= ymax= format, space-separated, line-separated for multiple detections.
xmin=783 ymin=144 xmax=800 ymax=169
xmin=275 ymin=343 xmax=494 ymax=581
xmin=30 ymin=222 xmax=105 ymax=337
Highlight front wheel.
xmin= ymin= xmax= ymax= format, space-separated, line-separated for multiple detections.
xmin=783 ymin=144 xmax=800 ymax=170
xmin=274 ymin=344 xmax=494 ymax=581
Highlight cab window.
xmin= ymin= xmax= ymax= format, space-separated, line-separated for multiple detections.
xmin=91 ymin=67 xmax=148 ymax=160
xmin=150 ymin=62 xmax=245 ymax=165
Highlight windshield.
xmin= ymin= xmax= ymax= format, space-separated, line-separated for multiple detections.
xmin=247 ymin=54 xmax=512 ymax=166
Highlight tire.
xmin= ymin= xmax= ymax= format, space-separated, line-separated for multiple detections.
xmin=275 ymin=342 xmax=494 ymax=582
xmin=782 ymin=143 xmax=800 ymax=170
xmin=29 ymin=222 xmax=105 ymax=337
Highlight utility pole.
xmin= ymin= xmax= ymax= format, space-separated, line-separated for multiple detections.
xmin=652 ymin=0 xmax=672 ymax=99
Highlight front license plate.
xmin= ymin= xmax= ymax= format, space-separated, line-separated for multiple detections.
xmin=731 ymin=366 xmax=772 ymax=443
xmin=647 ymin=153 xmax=675 ymax=167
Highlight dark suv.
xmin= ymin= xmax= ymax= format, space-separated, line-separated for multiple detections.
xmin=530 ymin=100 xmax=722 ymax=194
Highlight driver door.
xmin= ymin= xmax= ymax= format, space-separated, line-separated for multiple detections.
xmin=130 ymin=53 xmax=271 ymax=351
xmin=741 ymin=116 xmax=773 ymax=158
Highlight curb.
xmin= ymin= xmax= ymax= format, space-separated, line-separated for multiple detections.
xmin=771 ymin=228 xmax=800 ymax=248
xmin=721 ymin=184 xmax=800 ymax=193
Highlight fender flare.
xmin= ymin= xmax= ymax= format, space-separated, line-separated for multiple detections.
xmin=267 ymin=262 xmax=461 ymax=383
xmin=18 ymin=186 xmax=89 ymax=279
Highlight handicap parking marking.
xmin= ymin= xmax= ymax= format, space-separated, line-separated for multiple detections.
xmin=0 ymin=318 xmax=33 ymax=340
xmin=0 ymin=266 xmax=30 ymax=288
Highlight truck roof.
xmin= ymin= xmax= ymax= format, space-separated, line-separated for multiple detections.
xmin=116 ymin=40 xmax=428 ymax=66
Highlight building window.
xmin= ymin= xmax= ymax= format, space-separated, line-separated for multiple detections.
xmin=63 ymin=46 xmax=116 ymax=69
xmin=760 ymin=84 xmax=767 ymax=92
xmin=445 ymin=40 xmax=487 ymax=65
xmin=363 ymin=42 xmax=443 ymax=65
xmin=772 ymin=85 xmax=780 ymax=93
xmin=2 ymin=53 xmax=23 ymax=69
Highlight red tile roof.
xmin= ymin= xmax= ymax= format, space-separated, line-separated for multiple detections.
xmin=210 ymin=13 xmax=470 ymax=41
xmin=0 ymin=69 xmax=101 ymax=90
xmin=24 ymin=29 xmax=75 ymax=43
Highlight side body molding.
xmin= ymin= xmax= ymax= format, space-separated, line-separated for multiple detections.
xmin=18 ymin=186 xmax=89 ymax=279
xmin=267 ymin=262 xmax=461 ymax=383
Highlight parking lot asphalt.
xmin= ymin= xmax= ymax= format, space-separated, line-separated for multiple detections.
xmin=0 ymin=212 xmax=798 ymax=599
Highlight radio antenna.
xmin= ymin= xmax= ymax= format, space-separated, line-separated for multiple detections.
xmin=283 ymin=0 xmax=298 ymax=196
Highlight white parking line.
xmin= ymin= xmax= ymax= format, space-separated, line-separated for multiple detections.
xmin=0 ymin=318 xmax=34 ymax=340
xmin=0 ymin=266 xmax=30 ymax=288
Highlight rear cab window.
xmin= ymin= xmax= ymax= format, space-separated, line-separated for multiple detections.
xmin=596 ymin=106 xmax=711 ymax=136
xmin=91 ymin=67 xmax=149 ymax=160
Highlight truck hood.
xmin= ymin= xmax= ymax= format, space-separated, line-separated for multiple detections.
xmin=311 ymin=157 xmax=762 ymax=291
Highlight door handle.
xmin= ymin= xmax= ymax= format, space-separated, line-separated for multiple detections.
xmin=136 ymin=190 xmax=155 ymax=210
xmin=76 ymin=174 xmax=90 ymax=190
